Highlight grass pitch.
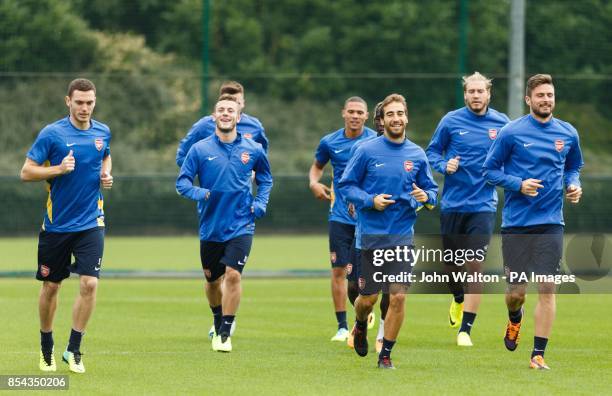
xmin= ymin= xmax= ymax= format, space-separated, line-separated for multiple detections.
xmin=1 ymin=278 xmax=611 ymax=395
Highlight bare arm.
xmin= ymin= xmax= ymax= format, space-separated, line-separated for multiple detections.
xmin=308 ymin=160 xmax=331 ymax=200
xmin=20 ymin=151 xmax=74 ymax=182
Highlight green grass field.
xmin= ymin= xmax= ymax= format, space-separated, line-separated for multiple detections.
xmin=1 ymin=279 xmax=611 ymax=394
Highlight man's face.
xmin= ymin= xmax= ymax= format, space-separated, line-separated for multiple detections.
xmin=214 ymin=100 xmax=239 ymax=133
xmin=374 ymin=115 xmax=384 ymax=135
xmin=464 ymin=80 xmax=490 ymax=114
xmin=233 ymin=92 xmax=245 ymax=110
xmin=382 ymin=101 xmax=408 ymax=139
xmin=65 ymin=90 xmax=96 ymax=124
xmin=526 ymin=84 xmax=555 ymax=119
xmin=342 ymin=101 xmax=368 ymax=133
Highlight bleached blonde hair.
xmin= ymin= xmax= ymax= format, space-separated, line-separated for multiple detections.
xmin=462 ymin=71 xmax=492 ymax=91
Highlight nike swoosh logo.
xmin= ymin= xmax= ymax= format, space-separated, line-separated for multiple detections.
xmin=459 ymin=131 xmax=469 ymax=135
xmin=523 ymin=143 xmax=534 ymax=147
xmin=94 ymin=266 xmax=100 ymax=271
xmin=224 ymin=321 xmax=232 ymax=325
xmin=66 ymin=143 xmax=76 ymax=147
xmin=207 ymin=156 xmax=218 ymax=161
xmin=237 ymin=261 xmax=245 ymax=266
xmin=375 ymin=163 xmax=385 ymax=167
xmin=334 ymin=149 xmax=344 ymax=154
xmin=467 ymin=323 xmax=473 ymax=327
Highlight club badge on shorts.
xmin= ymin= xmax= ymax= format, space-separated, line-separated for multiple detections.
xmin=330 ymin=252 xmax=337 ymax=264
xmin=358 ymin=277 xmax=366 ymax=290
xmin=95 ymin=138 xmax=104 ymax=151
xmin=404 ymin=160 xmax=413 ymax=172
xmin=241 ymin=152 xmax=250 ymax=164
xmin=489 ymin=128 xmax=498 ymax=140
xmin=555 ymin=139 xmax=564 ymax=152
xmin=346 ymin=263 xmax=353 ymax=275
xmin=40 ymin=265 xmax=50 ymax=277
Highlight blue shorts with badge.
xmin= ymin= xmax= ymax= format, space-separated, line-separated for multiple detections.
xmin=329 ymin=221 xmax=355 ymax=268
xmin=37 ymin=226 xmax=105 ymax=283
xmin=200 ymin=234 xmax=253 ymax=282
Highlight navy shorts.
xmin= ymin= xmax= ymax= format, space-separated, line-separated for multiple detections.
xmin=200 ymin=234 xmax=253 ymax=282
xmin=37 ymin=226 xmax=105 ymax=283
xmin=329 ymin=221 xmax=355 ymax=268
xmin=358 ymin=246 xmax=414 ymax=295
xmin=441 ymin=212 xmax=495 ymax=265
xmin=501 ymin=224 xmax=564 ymax=284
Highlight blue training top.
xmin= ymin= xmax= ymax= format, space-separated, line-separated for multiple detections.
xmin=338 ymin=136 xmax=438 ymax=249
xmin=426 ymin=106 xmax=510 ymax=213
xmin=27 ymin=116 xmax=111 ymax=232
xmin=483 ymin=114 xmax=583 ymax=228
xmin=176 ymin=113 xmax=268 ymax=167
xmin=176 ymin=132 xmax=273 ymax=242
xmin=314 ymin=127 xmax=377 ymax=225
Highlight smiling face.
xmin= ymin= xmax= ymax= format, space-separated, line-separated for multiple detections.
xmin=65 ymin=90 xmax=96 ymax=128
xmin=382 ymin=101 xmax=408 ymax=140
xmin=526 ymin=83 xmax=555 ymax=120
xmin=213 ymin=99 xmax=239 ymax=133
xmin=342 ymin=101 xmax=368 ymax=134
xmin=464 ymin=80 xmax=490 ymax=115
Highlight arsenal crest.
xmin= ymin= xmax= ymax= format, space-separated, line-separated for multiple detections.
xmin=95 ymin=138 xmax=104 ymax=151
xmin=346 ymin=263 xmax=353 ymax=275
xmin=488 ymin=128 xmax=498 ymax=140
xmin=204 ymin=269 xmax=212 ymax=279
xmin=330 ymin=252 xmax=337 ymax=264
xmin=404 ymin=160 xmax=413 ymax=172
xmin=555 ymin=139 xmax=564 ymax=152
xmin=40 ymin=265 xmax=50 ymax=278
xmin=244 ymin=133 xmax=253 ymax=139
xmin=241 ymin=152 xmax=250 ymax=164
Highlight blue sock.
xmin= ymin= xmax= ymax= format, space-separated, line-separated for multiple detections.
xmin=459 ymin=311 xmax=477 ymax=334
xmin=532 ymin=336 xmax=548 ymax=358
xmin=219 ymin=315 xmax=235 ymax=338
xmin=335 ymin=311 xmax=348 ymax=330
xmin=379 ymin=338 xmax=396 ymax=359
xmin=210 ymin=305 xmax=222 ymax=334
xmin=40 ymin=330 xmax=53 ymax=352
xmin=509 ymin=308 xmax=523 ymax=324
xmin=67 ymin=329 xmax=83 ymax=353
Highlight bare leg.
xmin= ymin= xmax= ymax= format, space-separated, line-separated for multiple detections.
xmin=331 ymin=267 xmax=347 ymax=313
xmin=72 ymin=276 xmax=98 ymax=332
xmin=221 ymin=267 xmax=242 ymax=315
xmin=534 ymin=282 xmax=556 ymax=338
xmin=40 ymin=281 xmax=62 ymax=332
xmin=383 ymin=292 xmax=406 ymax=341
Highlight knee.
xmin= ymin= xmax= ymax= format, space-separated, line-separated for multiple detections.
xmin=224 ymin=268 xmax=241 ymax=285
xmin=79 ymin=277 xmax=98 ymax=297
xmin=507 ymin=289 xmax=526 ymax=304
xmin=42 ymin=281 xmax=61 ymax=297
xmin=389 ymin=293 xmax=406 ymax=309
xmin=332 ymin=267 xmax=346 ymax=281
xmin=347 ymin=281 xmax=359 ymax=305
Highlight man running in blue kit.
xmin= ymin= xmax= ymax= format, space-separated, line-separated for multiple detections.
xmin=339 ymin=93 xmax=438 ymax=369
xmin=483 ymin=74 xmax=584 ymax=370
xmin=309 ymin=97 xmax=377 ymax=342
xmin=176 ymin=94 xmax=273 ymax=353
xmin=426 ymin=72 xmax=510 ymax=346
xmin=177 ymin=81 xmax=268 ymax=338
xmin=21 ymin=78 xmax=113 ymax=374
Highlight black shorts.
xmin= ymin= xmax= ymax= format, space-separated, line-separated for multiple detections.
xmin=441 ymin=212 xmax=495 ymax=266
xmin=358 ymin=246 xmax=414 ymax=295
xmin=501 ymin=224 xmax=564 ymax=284
xmin=37 ymin=226 xmax=105 ymax=283
xmin=200 ymin=234 xmax=253 ymax=282
xmin=329 ymin=221 xmax=355 ymax=268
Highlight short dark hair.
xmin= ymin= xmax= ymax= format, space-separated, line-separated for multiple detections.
xmin=219 ymin=81 xmax=244 ymax=96
xmin=373 ymin=101 xmax=384 ymax=121
xmin=344 ymin=96 xmax=367 ymax=109
xmin=380 ymin=93 xmax=408 ymax=117
xmin=67 ymin=78 xmax=96 ymax=97
xmin=526 ymin=74 xmax=553 ymax=96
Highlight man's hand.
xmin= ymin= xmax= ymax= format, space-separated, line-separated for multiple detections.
xmin=410 ymin=183 xmax=428 ymax=203
xmin=520 ymin=178 xmax=544 ymax=197
xmin=373 ymin=194 xmax=395 ymax=211
xmin=100 ymin=171 xmax=113 ymax=189
xmin=446 ymin=156 xmax=460 ymax=174
xmin=348 ymin=203 xmax=356 ymax=218
xmin=310 ymin=182 xmax=332 ymax=200
xmin=566 ymin=184 xmax=582 ymax=204
xmin=60 ymin=150 xmax=75 ymax=174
